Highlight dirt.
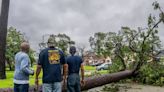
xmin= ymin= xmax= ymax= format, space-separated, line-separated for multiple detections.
xmin=85 ymin=83 xmax=164 ymax=92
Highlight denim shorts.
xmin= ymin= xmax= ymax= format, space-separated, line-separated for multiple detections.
xmin=42 ymin=82 xmax=62 ymax=92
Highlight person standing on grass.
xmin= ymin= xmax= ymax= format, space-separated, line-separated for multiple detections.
xmin=13 ymin=42 xmax=34 ymax=92
xmin=35 ymin=37 xmax=67 ymax=92
xmin=64 ymin=46 xmax=85 ymax=92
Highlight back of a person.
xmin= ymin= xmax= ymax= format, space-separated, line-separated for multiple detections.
xmin=67 ymin=55 xmax=82 ymax=75
xmin=14 ymin=42 xmax=34 ymax=92
xmin=35 ymin=38 xmax=67 ymax=92
xmin=66 ymin=46 xmax=84 ymax=92
xmin=39 ymin=47 xmax=64 ymax=83
xmin=14 ymin=51 xmax=29 ymax=80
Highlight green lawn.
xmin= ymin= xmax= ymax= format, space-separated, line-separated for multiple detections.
xmin=0 ymin=65 xmax=42 ymax=88
xmin=84 ymin=65 xmax=108 ymax=75
xmin=0 ymin=65 xmax=108 ymax=88
xmin=84 ymin=65 xmax=96 ymax=70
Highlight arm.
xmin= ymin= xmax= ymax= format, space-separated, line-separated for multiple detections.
xmin=63 ymin=64 xmax=68 ymax=82
xmin=80 ymin=60 xmax=85 ymax=86
xmin=81 ymin=63 xmax=84 ymax=81
xmin=20 ymin=55 xmax=34 ymax=75
xmin=63 ymin=64 xmax=68 ymax=79
xmin=35 ymin=51 xmax=43 ymax=88
xmin=60 ymin=50 xmax=67 ymax=79
xmin=35 ymin=65 xmax=42 ymax=90
xmin=35 ymin=65 xmax=42 ymax=80
xmin=80 ymin=57 xmax=85 ymax=82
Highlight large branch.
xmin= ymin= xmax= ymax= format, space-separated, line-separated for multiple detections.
xmin=142 ymin=18 xmax=162 ymax=52
xmin=117 ymin=53 xmax=126 ymax=70
xmin=129 ymin=32 xmax=140 ymax=53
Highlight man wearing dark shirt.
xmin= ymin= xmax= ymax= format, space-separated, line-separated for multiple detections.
xmin=64 ymin=46 xmax=85 ymax=92
xmin=35 ymin=38 xmax=67 ymax=92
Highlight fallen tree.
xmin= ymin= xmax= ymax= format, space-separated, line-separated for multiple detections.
xmin=0 ymin=70 xmax=137 ymax=92
xmin=81 ymin=70 xmax=136 ymax=91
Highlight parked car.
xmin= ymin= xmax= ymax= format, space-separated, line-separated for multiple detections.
xmin=90 ymin=62 xmax=103 ymax=67
xmin=96 ymin=63 xmax=112 ymax=71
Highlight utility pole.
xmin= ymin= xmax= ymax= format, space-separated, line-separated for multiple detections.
xmin=0 ymin=0 xmax=10 ymax=79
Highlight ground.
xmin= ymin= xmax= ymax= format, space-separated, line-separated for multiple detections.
xmin=86 ymin=83 xmax=164 ymax=92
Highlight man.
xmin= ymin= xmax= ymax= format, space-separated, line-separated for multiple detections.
xmin=14 ymin=42 xmax=34 ymax=92
xmin=35 ymin=37 xmax=67 ymax=92
xmin=64 ymin=46 xmax=85 ymax=92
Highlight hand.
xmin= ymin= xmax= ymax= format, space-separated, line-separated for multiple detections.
xmin=81 ymin=80 xmax=85 ymax=86
xmin=31 ymin=70 xmax=35 ymax=76
xmin=31 ymin=71 xmax=34 ymax=76
xmin=35 ymin=78 xmax=39 ymax=90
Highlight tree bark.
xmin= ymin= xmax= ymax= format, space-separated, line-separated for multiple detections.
xmin=6 ymin=59 xmax=14 ymax=71
xmin=80 ymin=70 xmax=134 ymax=91
xmin=0 ymin=0 xmax=10 ymax=79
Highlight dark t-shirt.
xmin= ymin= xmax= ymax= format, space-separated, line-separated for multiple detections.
xmin=66 ymin=55 xmax=83 ymax=75
xmin=38 ymin=47 xmax=66 ymax=83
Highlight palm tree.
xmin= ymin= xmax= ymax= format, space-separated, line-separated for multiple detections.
xmin=0 ymin=0 xmax=10 ymax=79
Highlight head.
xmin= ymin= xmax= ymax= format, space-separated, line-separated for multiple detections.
xmin=20 ymin=42 xmax=30 ymax=53
xmin=47 ymin=37 xmax=56 ymax=48
xmin=69 ymin=46 xmax=76 ymax=55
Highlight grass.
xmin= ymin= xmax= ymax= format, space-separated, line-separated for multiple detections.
xmin=0 ymin=65 xmax=42 ymax=88
xmin=84 ymin=65 xmax=96 ymax=70
xmin=0 ymin=65 xmax=108 ymax=88
xmin=84 ymin=65 xmax=108 ymax=74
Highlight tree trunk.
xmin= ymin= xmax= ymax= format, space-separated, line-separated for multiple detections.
xmin=0 ymin=0 xmax=10 ymax=79
xmin=6 ymin=60 xmax=13 ymax=71
xmin=81 ymin=70 xmax=134 ymax=91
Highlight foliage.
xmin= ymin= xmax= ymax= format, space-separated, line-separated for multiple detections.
xmin=101 ymin=84 xmax=119 ymax=92
xmin=89 ymin=1 xmax=164 ymax=86
xmin=134 ymin=63 xmax=164 ymax=86
xmin=89 ymin=1 xmax=164 ymax=72
xmin=77 ymin=45 xmax=86 ymax=57
xmin=5 ymin=27 xmax=36 ymax=70
xmin=89 ymin=32 xmax=107 ymax=56
xmin=108 ymin=58 xmax=124 ymax=73
xmin=39 ymin=34 xmax=75 ymax=55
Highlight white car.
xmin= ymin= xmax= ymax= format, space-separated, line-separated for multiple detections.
xmin=96 ymin=63 xmax=112 ymax=71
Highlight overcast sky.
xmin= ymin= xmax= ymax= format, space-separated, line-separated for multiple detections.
xmin=1 ymin=0 xmax=164 ymax=51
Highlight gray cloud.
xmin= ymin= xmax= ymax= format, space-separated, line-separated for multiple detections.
xmin=2 ymin=0 xmax=164 ymax=50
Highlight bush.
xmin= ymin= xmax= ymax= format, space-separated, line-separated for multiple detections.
xmin=134 ymin=63 xmax=164 ymax=86
xmin=108 ymin=59 xmax=124 ymax=73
